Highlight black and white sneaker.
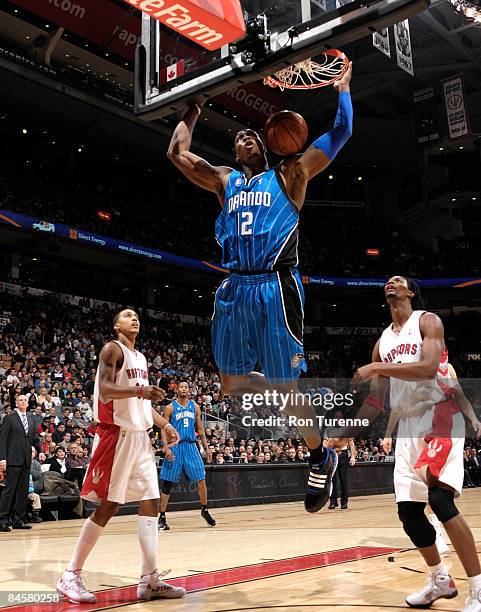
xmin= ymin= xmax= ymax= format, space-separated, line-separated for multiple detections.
xmin=201 ymin=509 xmax=216 ymax=526
xmin=305 ymin=447 xmax=338 ymax=513
xmin=158 ymin=515 xmax=170 ymax=531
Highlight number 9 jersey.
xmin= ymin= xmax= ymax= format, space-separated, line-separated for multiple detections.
xmin=171 ymin=399 xmax=196 ymax=442
xmin=215 ymin=168 xmax=299 ymax=271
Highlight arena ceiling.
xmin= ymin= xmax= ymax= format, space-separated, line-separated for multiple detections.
xmin=1 ymin=0 xmax=480 ymax=129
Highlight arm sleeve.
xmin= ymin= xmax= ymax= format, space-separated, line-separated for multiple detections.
xmin=312 ymin=91 xmax=353 ymax=160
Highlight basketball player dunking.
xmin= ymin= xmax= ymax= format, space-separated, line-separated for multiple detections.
xmin=57 ymin=309 xmax=186 ymax=603
xmin=339 ymin=276 xmax=481 ymax=611
xmin=168 ymin=63 xmax=353 ymax=514
xmin=158 ymin=381 xmax=216 ymax=531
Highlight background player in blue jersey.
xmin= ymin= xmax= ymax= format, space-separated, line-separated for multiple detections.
xmin=158 ymin=381 xmax=216 ymax=531
xmin=167 ymin=65 xmax=353 ymax=513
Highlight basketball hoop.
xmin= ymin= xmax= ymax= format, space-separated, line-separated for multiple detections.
xmin=263 ymin=49 xmax=349 ymax=91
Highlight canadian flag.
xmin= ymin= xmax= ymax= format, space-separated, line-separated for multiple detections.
xmin=162 ymin=60 xmax=185 ymax=83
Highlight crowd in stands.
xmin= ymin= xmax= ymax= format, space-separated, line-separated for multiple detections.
xmin=1 ymin=285 xmax=480 ymax=481
xmin=1 ymin=160 xmax=480 ymax=278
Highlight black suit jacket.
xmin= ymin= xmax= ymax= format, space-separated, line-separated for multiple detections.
xmin=467 ymin=456 xmax=481 ymax=468
xmin=0 ymin=412 xmax=41 ymax=466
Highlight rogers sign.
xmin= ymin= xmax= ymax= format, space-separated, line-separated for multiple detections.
xmin=215 ymin=84 xmax=285 ymax=125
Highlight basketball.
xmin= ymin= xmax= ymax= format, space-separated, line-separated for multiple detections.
xmin=264 ymin=110 xmax=308 ymax=156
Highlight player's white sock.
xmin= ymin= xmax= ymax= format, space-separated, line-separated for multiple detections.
xmin=468 ymin=574 xmax=481 ymax=589
xmin=429 ymin=562 xmax=449 ymax=577
xmin=67 ymin=517 xmax=104 ymax=571
xmin=138 ymin=515 xmax=159 ymax=576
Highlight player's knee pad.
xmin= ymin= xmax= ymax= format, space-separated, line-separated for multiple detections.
xmin=397 ymin=501 xmax=436 ymax=548
xmin=428 ymin=486 xmax=459 ymax=523
xmin=161 ymin=480 xmax=173 ymax=495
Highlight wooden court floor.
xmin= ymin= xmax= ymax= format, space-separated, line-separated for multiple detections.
xmin=2 ymin=490 xmax=481 ymax=611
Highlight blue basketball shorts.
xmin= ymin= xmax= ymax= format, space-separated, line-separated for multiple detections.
xmin=211 ymin=268 xmax=306 ymax=382
xmin=160 ymin=441 xmax=206 ymax=483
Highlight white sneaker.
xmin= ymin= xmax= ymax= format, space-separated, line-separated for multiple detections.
xmin=56 ymin=570 xmax=97 ymax=604
xmin=464 ymin=587 xmax=481 ymax=612
xmin=429 ymin=514 xmax=451 ymax=556
xmin=406 ymin=572 xmax=457 ymax=607
xmin=137 ymin=569 xmax=186 ymax=600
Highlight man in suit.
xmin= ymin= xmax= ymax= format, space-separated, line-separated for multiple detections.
xmin=0 ymin=395 xmax=42 ymax=531
xmin=467 ymin=448 xmax=481 ymax=486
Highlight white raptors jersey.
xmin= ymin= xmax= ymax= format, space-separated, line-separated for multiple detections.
xmin=379 ymin=310 xmax=452 ymax=415
xmin=93 ymin=340 xmax=153 ymax=431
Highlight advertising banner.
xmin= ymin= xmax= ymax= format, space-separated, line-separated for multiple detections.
xmin=11 ymin=0 xmax=141 ymax=60
xmin=1 ymin=209 xmax=481 ymax=287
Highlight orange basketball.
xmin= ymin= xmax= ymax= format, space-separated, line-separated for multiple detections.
xmin=264 ymin=110 xmax=308 ymax=156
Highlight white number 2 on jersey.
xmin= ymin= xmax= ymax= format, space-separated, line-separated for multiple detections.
xmin=183 ymin=418 xmax=189 ymax=429
xmin=240 ymin=211 xmax=253 ymax=236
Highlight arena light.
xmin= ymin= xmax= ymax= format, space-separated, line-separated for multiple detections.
xmin=447 ymin=0 xmax=481 ymax=21
xmin=97 ymin=210 xmax=111 ymax=222
xmin=366 ymin=248 xmax=381 ymax=257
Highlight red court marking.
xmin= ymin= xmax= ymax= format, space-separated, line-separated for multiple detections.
xmin=2 ymin=546 xmax=398 ymax=612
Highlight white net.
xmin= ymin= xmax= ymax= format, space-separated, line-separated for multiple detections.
xmin=264 ymin=51 xmax=349 ymax=90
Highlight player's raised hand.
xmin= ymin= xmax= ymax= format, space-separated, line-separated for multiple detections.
xmin=141 ymin=386 xmax=166 ymax=402
xmin=333 ymin=60 xmax=352 ymax=93
xmin=165 ymin=424 xmax=180 ymax=446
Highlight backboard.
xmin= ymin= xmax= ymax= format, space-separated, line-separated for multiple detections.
xmin=135 ymin=0 xmax=430 ymax=120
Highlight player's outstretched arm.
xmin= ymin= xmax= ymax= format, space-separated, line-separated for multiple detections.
xmin=167 ymin=104 xmax=232 ymax=203
xmin=283 ymin=62 xmax=353 ymax=207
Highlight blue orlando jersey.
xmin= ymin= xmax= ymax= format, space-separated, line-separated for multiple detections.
xmin=216 ymin=167 xmax=299 ymax=271
xmin=171 ymin=399 xmax=196 ymax=442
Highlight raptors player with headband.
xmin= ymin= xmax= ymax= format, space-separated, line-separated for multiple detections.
xmin=57 ymin=308 xmax=186 ymax=604
xmin=347 ymin=276 xmax=481 ymax=611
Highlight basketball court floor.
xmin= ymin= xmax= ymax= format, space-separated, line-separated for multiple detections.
xmin=2 ymin=490 xmax=481 ymax=611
